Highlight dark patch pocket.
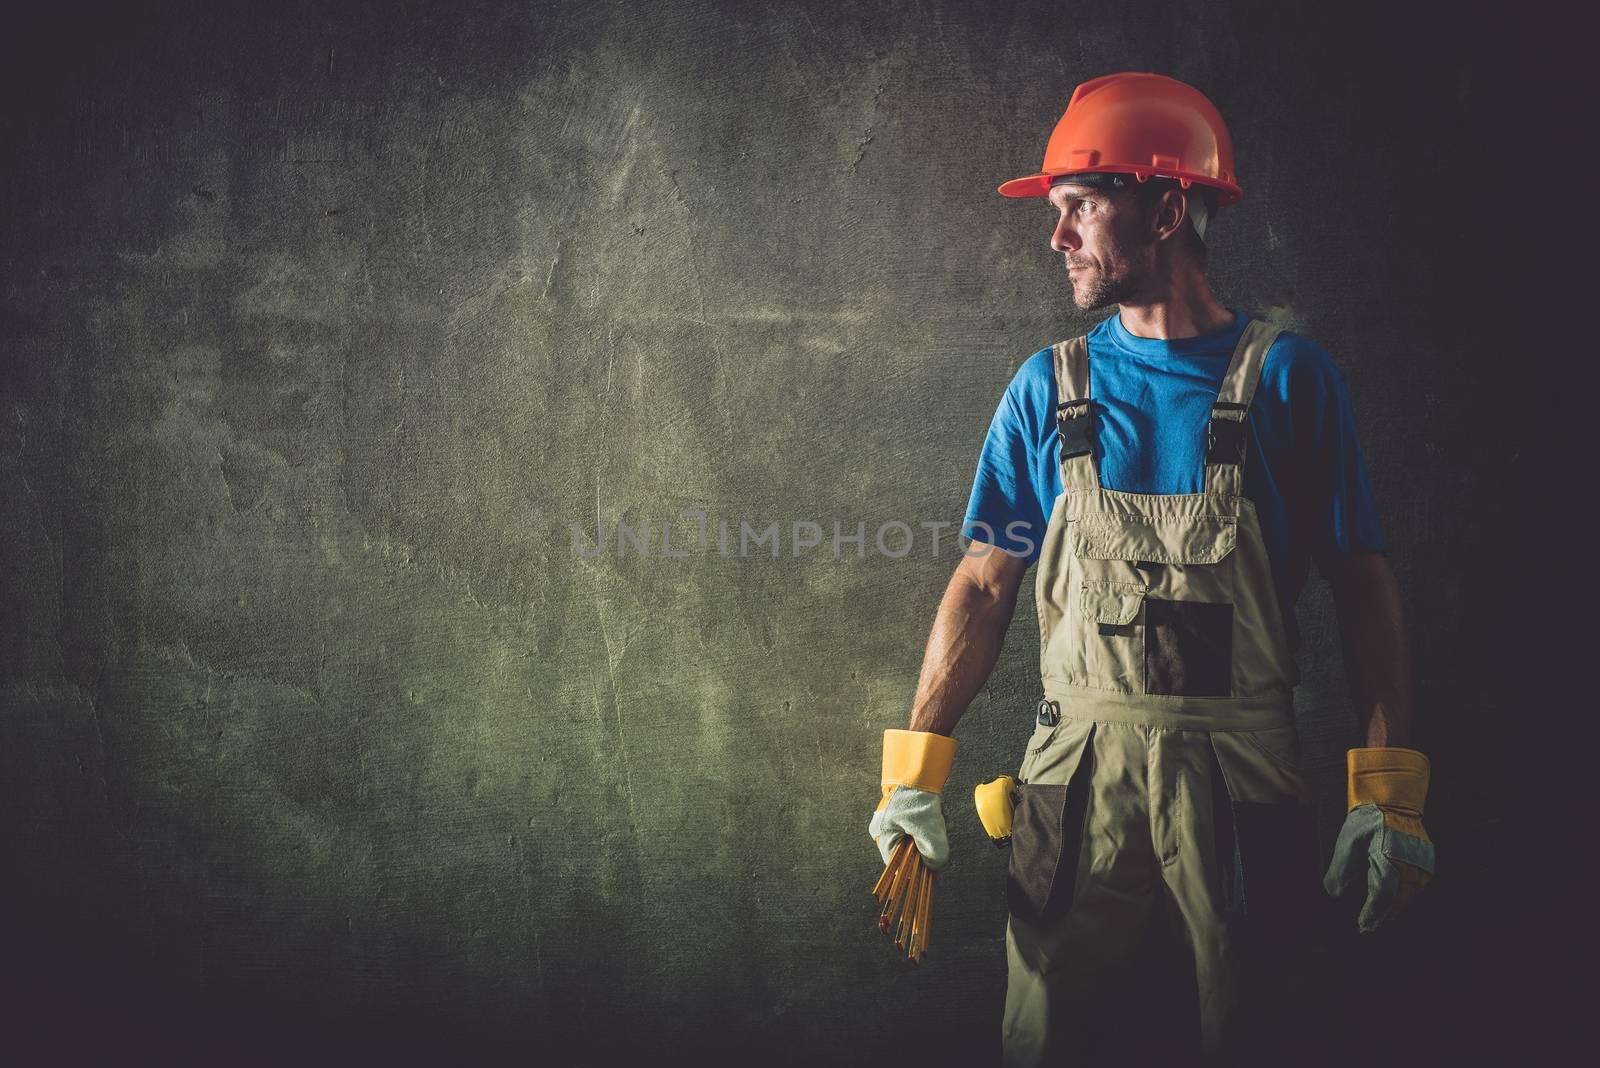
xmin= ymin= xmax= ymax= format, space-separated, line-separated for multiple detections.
xmin=1212 ymin=792 xmax=1320 ymax=947
xmin=1007 ymin=724 xmax=1096 ymax=928
xmin=1144 ymin=599 xmax=1233 ymax=696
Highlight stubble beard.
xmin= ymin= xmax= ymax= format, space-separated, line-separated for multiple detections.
xmin=1068 ymin=257 xmax=1140 ymax=311
xmin=1067 ymin=228 xmax=1153 ymax=310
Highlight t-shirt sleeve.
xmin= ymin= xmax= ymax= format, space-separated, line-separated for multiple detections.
xmin=962 ymin=352 xmax=1053 ymax=562
xmin=1276 ymin=336 xmax=1388 ymax=577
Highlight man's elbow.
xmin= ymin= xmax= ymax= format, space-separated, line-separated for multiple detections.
xmin=1325 ymin=551 xmax=1405 ymax=627
xmin=1325 ymin=549 xmax=1392 ymax=593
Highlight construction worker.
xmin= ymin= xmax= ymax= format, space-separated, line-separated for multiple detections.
xmin=869 ymin=72 xmax=1435 ymax=1063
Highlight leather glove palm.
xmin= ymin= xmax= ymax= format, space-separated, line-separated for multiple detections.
xmin=1322 ymin=747 xmax=1435 ymax=933
xmin=868 ymin=729 xmax=956 ymax=870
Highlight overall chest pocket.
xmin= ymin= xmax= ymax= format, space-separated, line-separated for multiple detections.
xmin=1068 ymin=514 xmax=1238 ymax=697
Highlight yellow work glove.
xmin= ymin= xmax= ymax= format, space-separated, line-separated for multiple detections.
xmin=867 ymin=729 xmax=957 ymax=870
xmin=1322 ymin=747 xmax=1435 ymax=933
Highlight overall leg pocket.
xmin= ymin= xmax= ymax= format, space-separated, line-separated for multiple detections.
xmin=1207 ymin=729 xmax=1319 ymax=937
xmin=1008 ymin=722 xmax=1097 ymax=927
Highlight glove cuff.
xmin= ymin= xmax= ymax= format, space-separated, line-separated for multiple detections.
xmin=1347 ymin=746 xmax=1429 ymax=816
xmin=882 ymin=729 xmax=957 ymax=794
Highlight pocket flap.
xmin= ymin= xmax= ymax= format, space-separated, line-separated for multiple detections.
xmin=1079 ymin=580 xmax=1146 ymax=626
xmin=1074 ymin=514 xmax=1237 ymax=565
xmin=1210 ymin=725 xmax=1312 ymax=805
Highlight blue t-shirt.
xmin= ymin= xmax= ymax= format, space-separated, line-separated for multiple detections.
xmin=962 ymin=309 xmax=1386 ymax=651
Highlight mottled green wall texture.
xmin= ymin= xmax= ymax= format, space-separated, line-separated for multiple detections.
xmin=0 ymin=0 xmax=1566 ymax=1063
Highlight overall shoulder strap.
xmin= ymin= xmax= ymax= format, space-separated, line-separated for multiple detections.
xmin=1052 ymin=336 xmax=1100 ymax=492
xmin=1204 ymin=319 xmax=1284 ymax=498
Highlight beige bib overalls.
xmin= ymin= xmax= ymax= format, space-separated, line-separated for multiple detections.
xmin=1001 ymin=321 xmax=1320 ymax=1065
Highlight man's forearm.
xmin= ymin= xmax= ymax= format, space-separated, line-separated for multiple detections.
xmin=906 ymin=554 xmax=1024 ymax=736
xmin=1330 ymin=551 xmax=1413 ymax=747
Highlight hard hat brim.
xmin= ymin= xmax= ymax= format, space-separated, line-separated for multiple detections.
xmin=996 ymin=172 xmax=1054 ymax=198
xmin=998 ymin=167 xmax=1243 ymax=205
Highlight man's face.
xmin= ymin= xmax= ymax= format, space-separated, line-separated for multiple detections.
xmin=1046 ymin=180 xmax=1154 ymax=310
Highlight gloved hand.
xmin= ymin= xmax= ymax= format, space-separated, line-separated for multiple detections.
xmin=868 ymin=729 xmax=957 ymax=871
xmin=1322 ymin=747 xmax=1435 ymax=933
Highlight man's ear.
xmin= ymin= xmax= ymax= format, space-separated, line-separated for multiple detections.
xmin=1151 ymin=186 xmax=1189 ymax=244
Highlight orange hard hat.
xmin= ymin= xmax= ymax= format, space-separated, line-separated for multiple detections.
xmin=998 ymin=72 xmax=1242 ymax=207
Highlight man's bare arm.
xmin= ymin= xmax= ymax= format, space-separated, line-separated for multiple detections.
xmin=907 ymin=543 xmax=1031 ymax=736
xmin=1328 ymin=551 xmax=1413 ymax=747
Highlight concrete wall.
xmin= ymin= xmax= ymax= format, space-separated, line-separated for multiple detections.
xmin=1 ymin=0 xmax=1555 ymax=1062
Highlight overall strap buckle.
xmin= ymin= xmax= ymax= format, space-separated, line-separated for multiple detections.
xmin=1055 ymin=400 xmax=1093 ymax=460
xmin=1037 ymin=698 xmax=1062 ymax=726
xmin=1206 ymin=402 xmax=1249 ymax=466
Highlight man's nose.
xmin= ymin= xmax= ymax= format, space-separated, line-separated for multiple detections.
xmin=1050 ymin=217 xmax=1078 ymax=254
